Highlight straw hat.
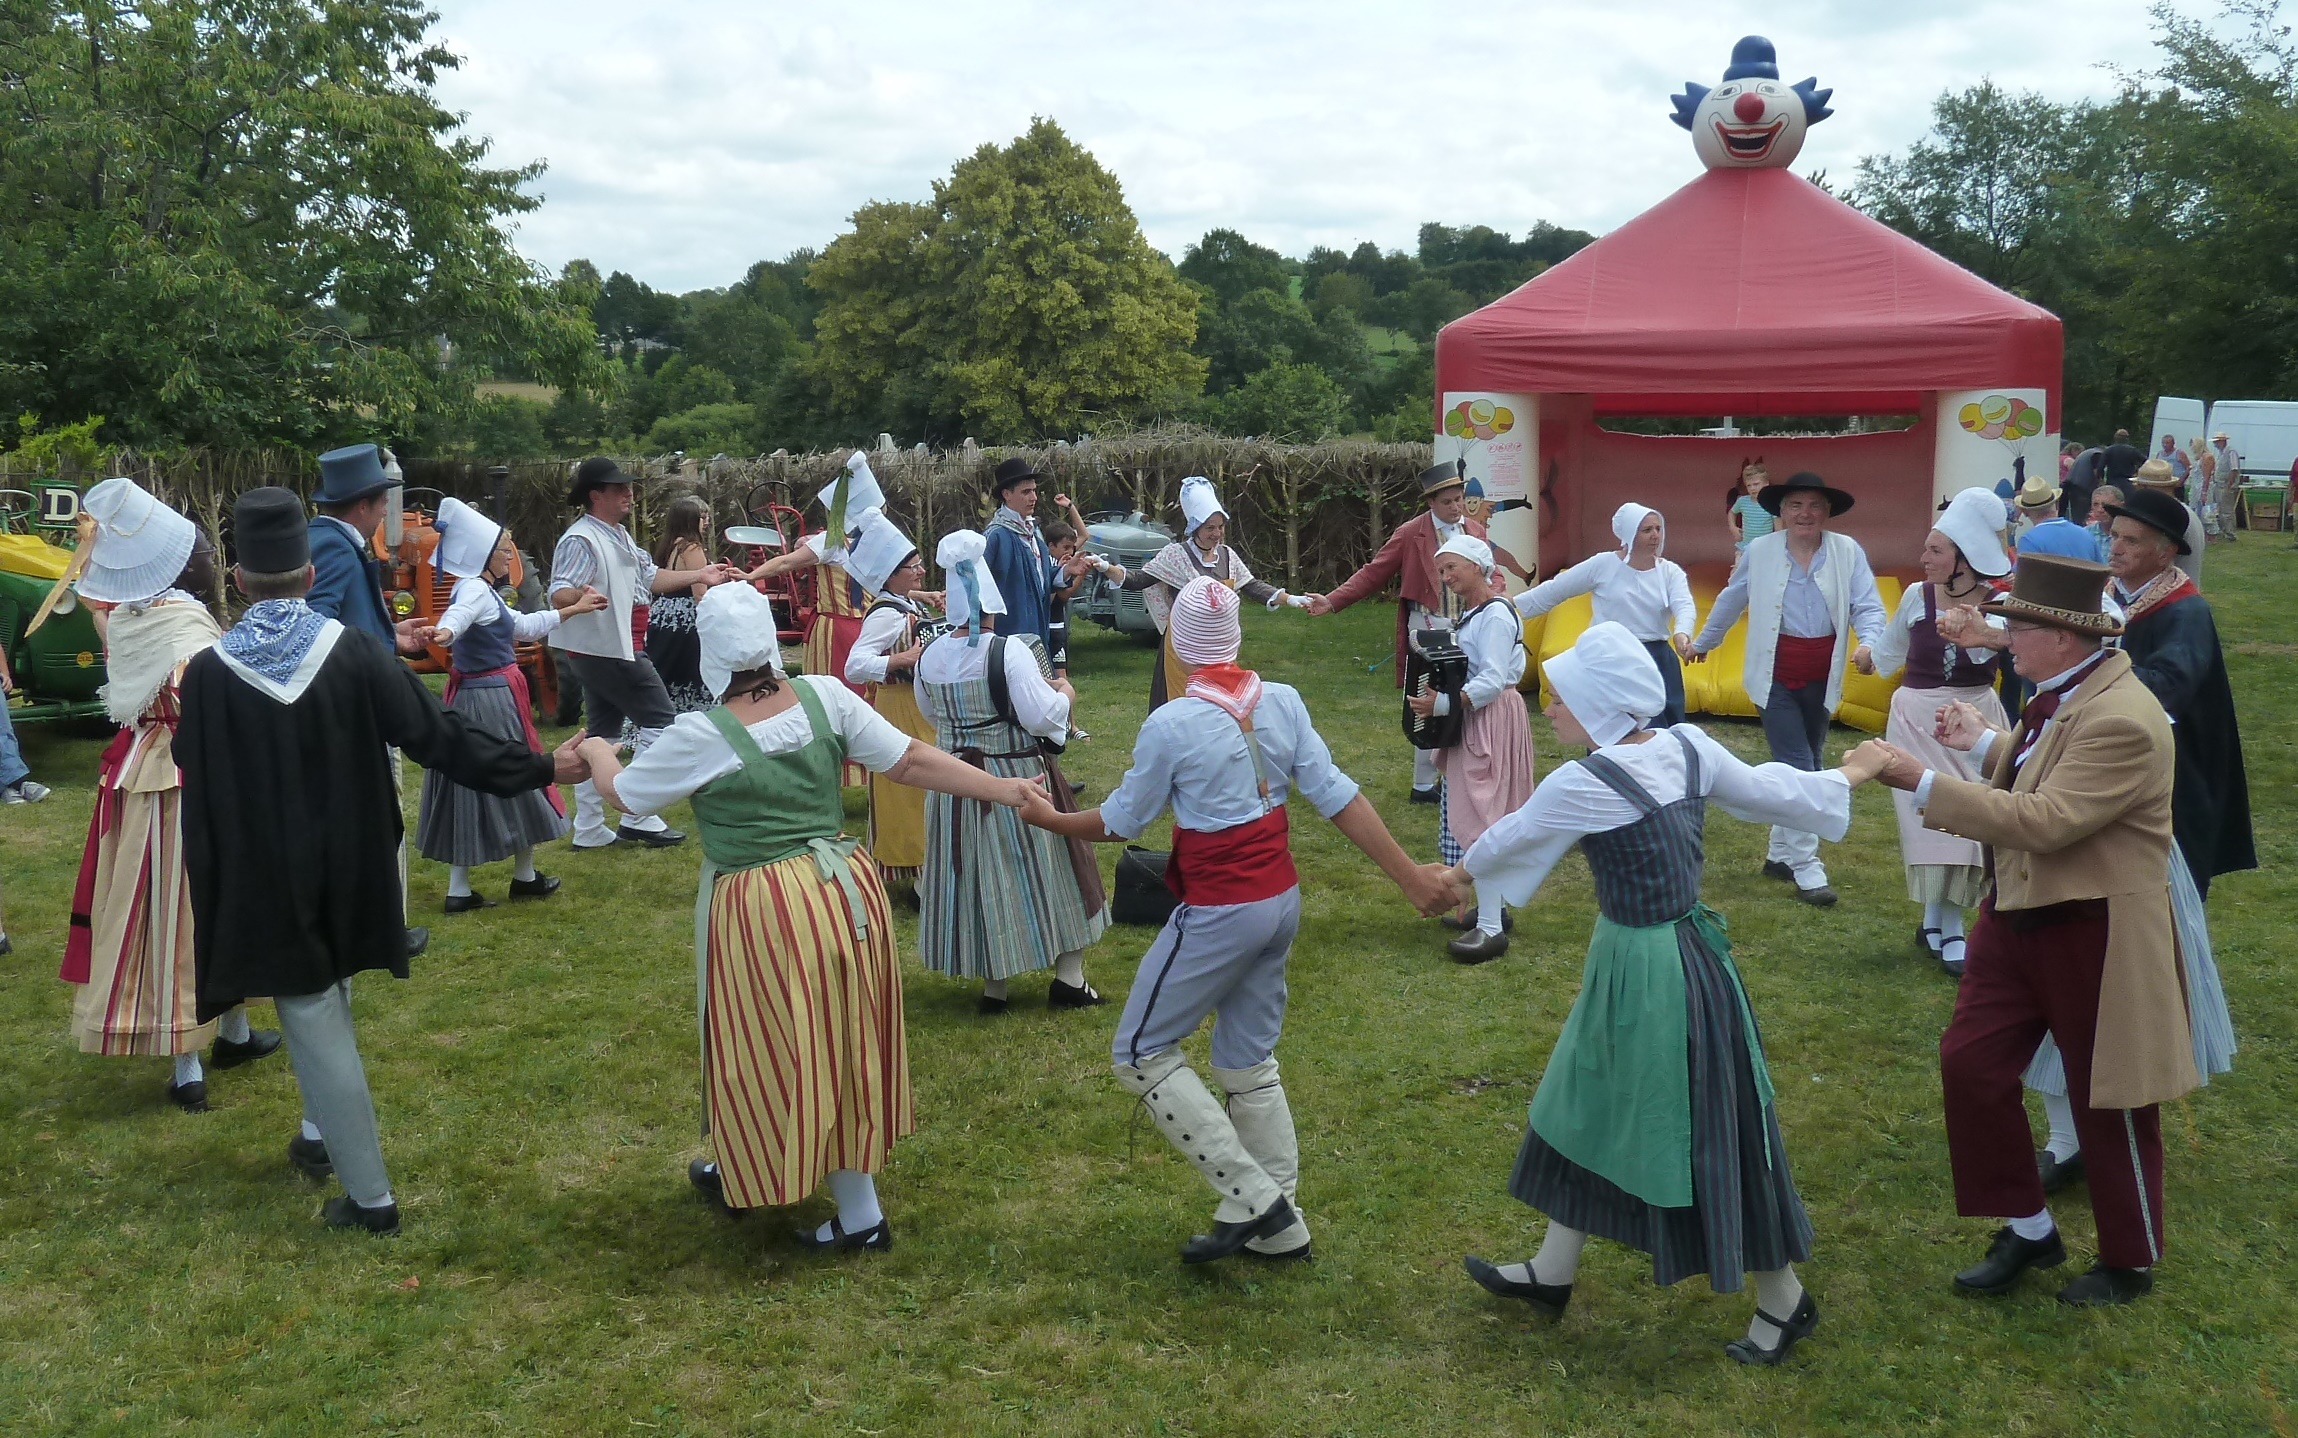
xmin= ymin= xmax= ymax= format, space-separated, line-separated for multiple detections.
xmin=2131 ymin=458 xmax=2181 ymax=490
xmin=2012 ymin=471 xmax=2063 ymax=513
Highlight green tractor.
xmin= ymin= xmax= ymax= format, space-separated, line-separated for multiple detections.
xmin=0 ymin=483 xmax=110 ymax=724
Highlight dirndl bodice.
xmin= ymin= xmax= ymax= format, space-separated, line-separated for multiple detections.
xmin=1577 ymin=728 xmax=1706 ymax=924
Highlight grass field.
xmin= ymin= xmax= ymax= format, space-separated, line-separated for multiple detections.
xmin=2 ymin=542 xmax=2293 ymax=1435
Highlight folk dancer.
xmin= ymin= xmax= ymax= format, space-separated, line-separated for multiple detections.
xmin=802 ymin=452 xmax=894 ymax=784
xmin=548 ymin=457 xmax=737 ymax=852
xmin=1870 ymin=488 xmax=2011 ymax=976
xmin=1020 ymin=577 xmax=1452 ymax=1263
xmin=1411 ymin=535 xmax=1533 ymax=963
xmin=1306 ymin=459 xmax=1487 ymax=805
xmin=981 ymin=456 xmax=1092 ymax=657
xmin=578 ymin=584 xmax=1039 ymax=1248
xmin=843 ymin=509 xmax=941 ymax=885
xmin=2128 ymin=459 xmax=2206 ymax=582
xmin=1098 ymin=475 xmax=1293 ymax=711
xmin=917 ymin=530 xmax=1109 ymax=1012
xmin=60 ymin=479 xmax=280 ymax=1111
xmin=1690 ymin=471 xmax=1886 ymax=907
xmin=1878 ymin=553 xmax=2197 ymax=1306
xmin=1456 ymin=622 xmax=1890 ymax=1364
xmin=414 ymin=499 xmax=608 ymax=912
xmin=177 ymin=488 xmax=583 ymax=1234
xmin=1512 ymin=501 xmax=1697 ymax=726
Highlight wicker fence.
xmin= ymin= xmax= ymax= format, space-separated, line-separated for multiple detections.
xmin=0 ymin=428 xmax=1438 ymax=594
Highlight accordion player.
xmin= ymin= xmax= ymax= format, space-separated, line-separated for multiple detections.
xmin=1403 ymin=623 xmax=1470 ymax=749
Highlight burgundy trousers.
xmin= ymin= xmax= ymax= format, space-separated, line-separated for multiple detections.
xmin=1939 ymin=900 xmax=2167 ymax=1269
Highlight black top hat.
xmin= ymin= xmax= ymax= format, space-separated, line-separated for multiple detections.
xmin=235 ymin=486 xmax=312 ymax=573
xmin=1757 ymin=470 xmax=1854 ymax=517
xmin=1418 ymin=459 xmax=1466 ymax=496
xmin=312 ymin=444 xmax=393 ymax=506
xmin=991 ymin=455 xmax=1046 ymax=498
xmin=567 ymin=456 xmax=641 ymax=507
xmin=2104 ymin=487 xmax=2193 ymax=555
xmin=1980 ymin=552 xmax=2122 ymax=635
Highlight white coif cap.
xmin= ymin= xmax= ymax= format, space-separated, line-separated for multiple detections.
xmin=818 ymin=451 xmax=886 ymax=534
xmin=432 ymin=496 xmax=504 ymax=581
xmin=75 ymin=478 xmax=199 ymax=606
xmin=847 ymin=509 xmax=918 ymax=596
xmin=1179 ymin=475 xmax=1225 ymax=538
xmin=1611 ymin=502 xmax=1664 ymax=558
xmin=1543 ymin=620 xmax=1667 ymax=748
xmin=935 ymin=529 xmax=1006 ymax=633
xmin=697 ymin=581 xmax=786 ymax=699
xmin=1933 ymin=487 xmax=2012 ymax=577
xmin=1435 ymin=532 xmax=1500 ymax=583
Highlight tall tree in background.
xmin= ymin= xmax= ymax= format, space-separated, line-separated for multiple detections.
xmin=0 ymin=0 xmax=603 ymax=450
xmin=806 ymin=119 xmax=1205 ymax=444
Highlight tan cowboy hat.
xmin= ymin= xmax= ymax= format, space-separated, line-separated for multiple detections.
xmin=1980 ymin=552 xmax=2122 ymax=636
xmin=2012 ymin=471 xmax=2062 ymax=512
xmin=2131 ymin=458 xmax=2181 ymax=490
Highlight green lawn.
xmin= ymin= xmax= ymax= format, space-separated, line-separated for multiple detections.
xmin=2 ymin=544 xmax=2293 ymax=1435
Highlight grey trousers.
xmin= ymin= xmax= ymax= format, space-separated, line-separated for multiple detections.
xmin=276 ymin=981 xmax=390 ymax=1206
xmin=1113 ymin=888 xmax=1301 ymax=1070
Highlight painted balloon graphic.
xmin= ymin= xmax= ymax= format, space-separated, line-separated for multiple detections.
xmin=1959 ymin=395 xmax=2043 ymax=443
xmin=1447 ymin=399 xmax=1516 ymax=441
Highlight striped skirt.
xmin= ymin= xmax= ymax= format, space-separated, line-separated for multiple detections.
xmin=414 ymin=682 xmax=569 ymax=866
xmin=70 ymin=753 xmax=210 ymax=1057
xmin=704 ymin=850 xmax=912 ymax=1208
xmin=866 ymin=683 xmax=933 ymax=879
xmin=918 ymin=754 xmax=1109 ymax=980
xmin=1509 ymin=913 xmax=1812 ymax=1292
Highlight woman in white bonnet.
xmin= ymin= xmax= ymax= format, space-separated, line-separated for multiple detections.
xmin=1101 ymin=475 xmax=1291 ymax=711
xmin=1512 ymin=502 xmax=1697 ymax=726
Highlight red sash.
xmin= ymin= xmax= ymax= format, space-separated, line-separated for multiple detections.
xmin=447 ymin=663 xmax=566 ymax=816
xmin=1773 ymin=633 xmax=1835 ymax=688
xmin=1166 ymin=808 xmax=1297 ymax=907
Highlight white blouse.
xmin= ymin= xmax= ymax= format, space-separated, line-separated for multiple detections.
xmin=612 ymin=675 xmax=914 ymax=817
xmin=433 ymin=576 xmax=562 ymax=645
xmin=1433 ymin=599 xmax=1527 ymax=715
xmin=1462 ymin=725 xmax=1852 ymax=907
xmin=1870 ymin=583 xmax=2004 ymax=681
xmin=916 ymin=632 xmax=1071 ymax=739
xmin=845 ymin=596 xmax=919 ymax=685
xmin=1514 ymin=552 xmax=1697 ymax=642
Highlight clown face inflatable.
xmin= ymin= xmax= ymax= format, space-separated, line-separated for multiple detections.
xmin=1669 ymin=36 xmax=1833 ymax=170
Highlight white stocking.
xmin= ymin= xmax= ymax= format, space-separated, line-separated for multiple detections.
xmin=816 ymin=1167 xmax=883 ymax=1240
xmin=620 ymin=726 xmax=668 ymax=832
xmin=1747 ymin=1265 xmax=1806 ymax=1347
xmin=173 ymin=1052 xmax=203 ymax=1086
xmin=512 ymin=846 xmax=538 ymax=882
xmin=216 ymin=1007 xmax=252 ymax=1044
xmin=1054 ymin=951 xmax=1085 ymax=987
xmin=2043 ymin=1089 xmax=2081 ymax=1160
xmin=446 ymin=865 xmax=473 ymax=899
xmin=1495 ymin=1221 xmax=1585 ymax=1287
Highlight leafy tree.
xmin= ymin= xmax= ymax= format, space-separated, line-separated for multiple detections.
xmin=806 ymin=118 xmax=1205 ymax=442
xmin=543 ymin=388 xmax=606 ymax=451
xmin=0 ymin=0 xmax=604 ymax=450
xmin=1195 ymin=289 xmax=1326 ymax=394
xmin=593 ymin=270 xmax=684 ymax=351
xmin=455 ymin=394 xmax=547 ymax=458
xmin=683 ymin=262 xmax=802 ymax=397
xmin=1311 ymin=272 xmax=1376 ymax=321
xmin=645 ymin=401 xmax=757 ymax=455
xmin=1178 ymin=229 xmax=1293 ymax=307
xmin=1203 ymin=361 xmax=1349 ymax=442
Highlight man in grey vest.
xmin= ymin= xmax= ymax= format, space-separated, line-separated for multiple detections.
xmin=549 ymin=458 xmax=735 ymax=849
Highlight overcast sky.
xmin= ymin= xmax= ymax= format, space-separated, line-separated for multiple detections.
xmin=428 ymin=0 xmax=2206 ymax=293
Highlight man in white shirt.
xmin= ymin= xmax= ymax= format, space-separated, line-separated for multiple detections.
xmin=1692 ymin=471 xmax=1885 ymax=906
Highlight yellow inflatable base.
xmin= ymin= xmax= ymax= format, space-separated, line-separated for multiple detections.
xmin=1518 ymin=576 xmax=1901 ymax=735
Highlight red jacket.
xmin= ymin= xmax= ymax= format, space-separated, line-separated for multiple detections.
xmin=1324 ymin=510 xmax=1488 ymax=685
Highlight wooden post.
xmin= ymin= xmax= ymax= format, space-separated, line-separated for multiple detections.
xmin=1282 ymin=458 xmax=1301 ymax=592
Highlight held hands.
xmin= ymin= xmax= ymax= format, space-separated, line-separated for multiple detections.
xmin=1838 ymin=739 xmax=1895 ymax=787
xmin=1394 ymin=862 xmax=1459 ymax=918
xmin=1303 ymin=594 xmax=1334 ymax=616
xmin=393 ymin=617 xmax=432 ymax=655
xmin=1016 ymin=784 xmax=1062 ymax=827
xmin=564 ymin=585 xmax=609 ymax=617
xmin=550 ymin=733 xmax=592 ymax=785
xmin=1672 ymin=634 xmax=1694 ymax=662
xmin=698 ymin=562 xmax=740 ymax=587
xmin=1933 ymin=700 xmax=1991 ymax=752
xmin=1849 ymin=739 xmax=1925 ymax=791
xmin=1851 ymin=643 xmax=1877 ymax=676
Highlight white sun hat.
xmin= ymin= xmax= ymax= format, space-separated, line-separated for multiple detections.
xmin=848 ymin=509 xmax=918 ymax=597
xmin=432 ymin=496 xmax=505 ymax=581
xmin=74 ymin=478 xmax=199 ymax=606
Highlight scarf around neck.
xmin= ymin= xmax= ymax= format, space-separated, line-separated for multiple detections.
xmin=220 ymin=598 xmax=330 ymax=685
xmin=1184 ymin=662 xmax=1263 ymax=723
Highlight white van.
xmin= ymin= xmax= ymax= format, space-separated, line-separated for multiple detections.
xmin=2149 ymin=396 xmax=2205 ymax=459
xmin=2205 ymin=399 xmax=2298 ymax=481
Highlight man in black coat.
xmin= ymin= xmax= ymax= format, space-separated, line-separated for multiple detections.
xmin=178 ymin=488 xmax=587 ymax=1234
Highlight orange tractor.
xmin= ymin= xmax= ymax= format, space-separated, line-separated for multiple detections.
xmin=367 ymin=474 xmax=559 ymax=720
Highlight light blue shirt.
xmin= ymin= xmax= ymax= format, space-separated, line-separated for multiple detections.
xmin=1099 ymin=682 xmax=1360 ymax=839
xmin=2017 ymin=517 xmax=2106 ymax=563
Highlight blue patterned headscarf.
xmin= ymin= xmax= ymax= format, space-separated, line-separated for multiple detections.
xmin=220 ymin=598 xmax=330 ymax=685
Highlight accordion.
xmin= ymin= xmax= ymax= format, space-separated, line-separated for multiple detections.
xmin=1403 ymin=624 xmax=1470 ymax=750
xmin=913 ymin=617 xmax=959 ymax=649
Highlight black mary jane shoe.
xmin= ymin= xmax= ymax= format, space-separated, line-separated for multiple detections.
xmin=799 ymin=1216 xmax=892 ymax=1253
xmin=508 ymin=873 xmax=562 ymax=901
xmin=1047 ymin=979 xmax=1107 ymax=1009
xmin=1440 ymin=910 xmax=1515 ymax=934
xmin=1446 ymin=929 xmax=1510 ymax=965
xmin=2036 ymin=1147 xmax=2085 ymax=1194
xmin=977 ymin=994 xmax=1010 ymax=1015
xmin=288 ymin=1135 xmax=334 ymax=1180
xmin=1410 ymin=786 xmax=1441 ymax=806
xmin=1915 ymin=924 xmax=1941 ymax=955
xmin=321 ymin=1194 xmax=401 ymax=1236
xmin=1181 ymin=1196 xmax=1298 ymax=1265
xmin=1761 ymin=860 xmax=1796 ymax=882
xmin=209 ymin=1028 xmax=282 ymax=1069
xmin=1462 ymin=1255 xmax=1571 ymax=1319
xmin=167 ymin=1079 xmax=210 ymax=1113
xmin=1938 ymin=935 xmax=1968 ymax=979
xmin=618 ymin=824 xmax=687 ymax=849
xmin=2057 ymin=1263 xmax=2152 ymax=1307
xmin=1954 ymin=1225 xmax=2066 ymax=1294
xmin=1724 ymin=1290 xmax=1820 ymax=1366
xmin=689 ymin=1159 xmax=742 ymax=1219
xmin=403 ymin=927 xmax=431 ymax=959
xmin=443 ymin=892 xmax=497 ymax=914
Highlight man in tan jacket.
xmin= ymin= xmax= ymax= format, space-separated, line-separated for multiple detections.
xmin=1874 ymin=552 xmax=2195 ymax=1307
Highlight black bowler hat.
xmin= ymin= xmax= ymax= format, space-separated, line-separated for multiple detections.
xmin=312 ymin=443 xmax=393 ymax=505
xmin=567 ymin=455 xmax=641 ymax=506
xmin=235 ymin=486 xmax=312 ymax=572
xmin=2104 ymin=486 xmax=2193 ymax=555
xmin=990 ymin=455 xmax=1046 ymax=498
xmin=1758 ymin=470 xmax=1855 ymax=517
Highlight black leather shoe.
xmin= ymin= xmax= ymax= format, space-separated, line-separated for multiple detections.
xmin=288 ymin=1135 xmax=334 ymax=1179
xmin=619 ymin=824 xmax=686 ymax=848
xmin=210 ymin=1028 xmax=282 ymax=1069
xmin=689 ymin=1158 xmax=741 ymax=1218
xmin=1794 ymin=885 xmax=1839 ymax=908
xmin=1463 ymin=1255 xmax=1571 ymax=1319
xmin=798 ymin=1216 xmax=892 ymax=1253
xmin=2036 ymin=1147 xmax=2085 ymax=1193
xmin=443 ymin=892 xmax=496 ymax=913
xmin=1440 ymin=910 xmax=1514 ymax=933
xmin=1725 ymin=1290 xmax=1820 ymax=1366
xmin=1447 ymin=929 xmax=1509 ymax=964
xmin=2057 ymin=1264 xmax=2152 ymax=1306
xmin=1916 ymin=924 xmax=1941 ymax=954
xmin=1761 ymin=860 xmax=1796 ymax=882
xmin=403 ymin=927 xmax=430 ymax=959
xmin=1954 ymin=1226 xmax=2066 ymax=1293
xmin=1938 ymin=935 xmax=1967 ymax=978
xmin=1245 ymin=1240 xmax=1314 ymax=1264
xmin=167 ymin=1079 xmax=210 ymax=1113
xmin=1047 ymin=979 xmax=1107 ymax=1009
xmin=977 ymin=994 xmax=1010 ymax=1015
xmin=1181 ymin=1196 xmax=1298 ymax=1264
xmin=321 ymin=1195 xmax=401 ymax=1236
xmin=508 ymin=873 xmax=561 ymax=900
xmin=1410 ymin=786 xmax=1441 ymax=806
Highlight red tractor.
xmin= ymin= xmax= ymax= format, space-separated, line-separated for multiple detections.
xmin=368 ymin=482 xmax=560 ymax=721
xmin=733 ymin=483 xmax=820 ymax=645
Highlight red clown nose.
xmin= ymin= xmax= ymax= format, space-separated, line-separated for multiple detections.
xmin=1733 ymin=92 xmax=1767 ymax=122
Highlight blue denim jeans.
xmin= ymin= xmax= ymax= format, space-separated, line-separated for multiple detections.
xmin=0 ymin=697 xmax=27 ymax=789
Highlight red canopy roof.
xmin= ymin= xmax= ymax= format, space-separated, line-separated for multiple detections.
xmin=1435 ymin=167 xmax=2062 ymax=416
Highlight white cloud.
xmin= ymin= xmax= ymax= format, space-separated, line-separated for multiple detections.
xmin=430 ymin=0 xmax=2202 ymax=291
